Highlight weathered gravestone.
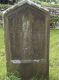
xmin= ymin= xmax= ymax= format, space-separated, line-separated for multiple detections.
xmin=3 ymin=0 xmax=50 ymax=80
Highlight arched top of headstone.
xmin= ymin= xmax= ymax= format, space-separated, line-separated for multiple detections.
xmin=3 ymin=0 xmax=49 ymax=17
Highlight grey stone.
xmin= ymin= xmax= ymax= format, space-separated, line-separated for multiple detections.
xmin=3 ymin=0 xmax=50 ymax=80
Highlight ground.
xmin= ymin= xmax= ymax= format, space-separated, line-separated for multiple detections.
xmin=50 ymin=29 xmax=59 ymax=80
xmin=0 ymin=25 xmax=6 ymax=80
xmin=0 ymin=25 xmax=59 ymax=80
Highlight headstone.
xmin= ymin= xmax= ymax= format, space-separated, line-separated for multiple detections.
xmin=3 ymin=0 xmax=50 ymax=80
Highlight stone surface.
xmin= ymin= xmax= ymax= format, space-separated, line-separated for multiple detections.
xmin=3 ymin=0 xmax=50 ymax=80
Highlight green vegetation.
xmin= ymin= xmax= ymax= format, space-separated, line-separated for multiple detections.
xmin=32 ymin=0 xmax=59 ymax=7
xmin=0 ymin=25 xmax=6 ymax=80
xmin=0 ymin=4 xmax=9 ymax=10
xmin=49 ymin=29 xmax=59 ymax=80
xmin=50 ymin=16 xmax=59 ymax=28
xmin=41 ymin=2 xmax=59 ymax=7
xmin=0 ymin=25 xmax=59 ymax=80
xmin=0 ymin=4 xmax=12 ymax=10
xmin=32 ymin=0 xmax=59 ymax=4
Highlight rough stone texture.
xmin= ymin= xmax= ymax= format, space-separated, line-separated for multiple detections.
xmin=3 ymin=0 xmax=50 ymax=80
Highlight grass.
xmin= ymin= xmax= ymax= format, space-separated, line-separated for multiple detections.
xmin=0 ymin=25 xmax=59 ymax=80
xmin=0 ymin=25 xmax=6 ymax=80
xmin=49 ymin=29 xmax=59 ymax=80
